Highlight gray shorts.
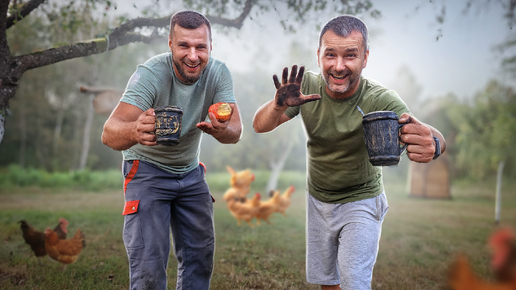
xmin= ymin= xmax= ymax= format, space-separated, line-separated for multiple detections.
xmin=306 ymin=191 xmax=389 ymax=290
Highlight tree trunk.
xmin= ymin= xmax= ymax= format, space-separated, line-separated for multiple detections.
xmin=18 ymin=94 xmax=26 ymax=167
xmin=53 ymin=107 xmax=64 ymax=155
xmin=78 ymin=95 xmax=95 ymax=170
xmin=495 ymin=160 xmax=505 ymax=224
xmin=266 ymin=138 xmax=295 ymax=195
xmin=0 ymin=113 xmax=3 ymax=145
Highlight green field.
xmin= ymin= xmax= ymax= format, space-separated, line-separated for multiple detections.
xmin=0 ymin=170 xmax=515 ymax=290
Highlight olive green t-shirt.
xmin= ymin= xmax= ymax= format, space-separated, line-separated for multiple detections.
xmin=284 ymin=72 xmax=410 ymax=203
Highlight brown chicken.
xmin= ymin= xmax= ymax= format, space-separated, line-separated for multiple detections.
xmin=489 ymin=227 xmax=516 ymax=284
xmin=448 ymin=227 xmax=516 ymax=290
xmin=223 ymin=166 xmax=255 ymax=201
xmin=224 ymin=191 xmax=261 ymax=227
xmin=19 ymin=218 xmax=69 ymax=265
xmin=44 ymin=227 xmax=86 ymax=270
xmin=276 ymin=185 xmax=295 ymax=216
xmin=256 ymin=191 xmax=281 ymax=225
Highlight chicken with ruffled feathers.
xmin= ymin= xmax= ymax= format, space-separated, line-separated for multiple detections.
xmin=44 ymin=227 xmax=86 ymax=270
xmin=19 ymin=218 xmax=68 ymax=265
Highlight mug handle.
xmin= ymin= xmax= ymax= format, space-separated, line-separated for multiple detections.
xmin=398 ymin=116 xmax=412 ymax=155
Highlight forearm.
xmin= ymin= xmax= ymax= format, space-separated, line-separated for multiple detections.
xmin=102 ymin=118 xmax=138 ymax=151
xmin=253 ymin=100 xmax=288 ymax=133
xmin=209 ymin=123 xmax=242 ymax=144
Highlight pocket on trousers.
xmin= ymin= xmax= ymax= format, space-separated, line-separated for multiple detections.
xmin=122 ymin=160 xmax=133 ymax=178
xmin=123 ymin=200 xmax=144 ymax=249
xmin=124 ymin=160 xmax=140 ymax=194
xmin=376 ymin=193 xmax=389 ymax=221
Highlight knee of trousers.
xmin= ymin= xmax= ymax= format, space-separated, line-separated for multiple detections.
xmin=128 ymin=257 xmax=168 ymax=290
xmin=178 ymin=243 xmax=215 ymax=274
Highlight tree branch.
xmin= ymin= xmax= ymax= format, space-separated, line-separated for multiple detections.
xmin=6 ymin=0 xmax=46 ymax=29
xmin=108 ymin=0 xmax=254 ymax=42
xmin=0 ymin=0 xmax=10 ymax=66
xmin=108 ymin=16 xmax=170 ymax=41
xmin=15 ymin=32 xmax=163 ymax=72
xmin=206 ymin=0 xmax=254 ymax=29
xmin=5 ymin=2 xmax=259 ymax=83
xmin=0 ymin=0 xmax=257 ymax=110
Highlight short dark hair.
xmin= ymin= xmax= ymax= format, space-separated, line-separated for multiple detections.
xmin=318 ymin=15 xmax=369 ymax=54
xmin=169 ymin=10 xmax=212 ymax=41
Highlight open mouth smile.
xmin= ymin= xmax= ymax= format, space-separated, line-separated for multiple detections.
xmin=184 ymin=62 xmax=200 ymax=70
xmin=330 ymin=73 xmax=349 ymax=82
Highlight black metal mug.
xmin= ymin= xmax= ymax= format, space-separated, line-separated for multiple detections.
xmin=154 ymin=106 xmax=183 ymax=146
xmin=362 ymin=111 xmax=409 ymax=166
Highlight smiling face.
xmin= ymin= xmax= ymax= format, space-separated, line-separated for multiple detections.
xmin=317 ymin=30 xmax=369 ymax=99
xmin=169 ymin=24 xmax=212 ymax=84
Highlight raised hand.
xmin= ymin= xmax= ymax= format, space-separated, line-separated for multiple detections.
xmin=273 ymin=65 xmax=321 ymax=107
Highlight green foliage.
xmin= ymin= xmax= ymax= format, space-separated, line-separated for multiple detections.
xmin=0 ymin=165 xmax=305 ymax=194
xmin=451 ymin=80 xmax=516 ymax=179
xmin=426 ymin=80 xmax=516 ymax=180
xmin=0 ymin=165 xmax=121 ymax=191
xmin=184 ymin=0 xmax=380 ymax=32
xmin=1 ymin=9 xmax=156 ymax=171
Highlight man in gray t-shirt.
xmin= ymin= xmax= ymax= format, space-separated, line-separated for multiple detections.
xmin=102 ymin=11 xmax=242 ymax=290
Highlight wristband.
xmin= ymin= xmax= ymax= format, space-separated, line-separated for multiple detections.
xmin=433 ymin=136 xmax=441 ymax=160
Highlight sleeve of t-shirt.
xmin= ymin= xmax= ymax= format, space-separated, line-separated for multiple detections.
xmin=377 ymin=90 xmax=411 ymax=117
xmin=212 ymin=63 xmax=236 ymax=104
xmin=120 ymin=65 xmax=159 ymax=111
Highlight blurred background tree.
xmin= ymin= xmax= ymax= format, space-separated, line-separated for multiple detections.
xmin=1 ymin=0 xmax=516 ymax=189
xmin=0 ymin=0 xmax=378 ymax=174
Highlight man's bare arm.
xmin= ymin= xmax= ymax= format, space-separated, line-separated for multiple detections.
xmin=253 ymin=100 xmax=292 ymax=133
xmin=102 ymin=102 xmax=157 ymax=151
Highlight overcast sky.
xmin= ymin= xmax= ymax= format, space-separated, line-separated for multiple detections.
xmin=117 ymin=1 xmax=513 ymax=100
xmin=211 ymin=0 xmax=512 ymax=100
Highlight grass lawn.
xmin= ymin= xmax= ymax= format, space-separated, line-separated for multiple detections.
xmin=0 ymin=170 xmax=514 ymax=289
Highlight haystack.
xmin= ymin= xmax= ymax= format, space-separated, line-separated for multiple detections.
xmin=407 ymin=153 xmax=451 ymax=199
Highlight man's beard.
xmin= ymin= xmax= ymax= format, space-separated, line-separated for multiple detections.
xmin=324 ymin=68 xmax=360 ymax=94
xmin=173 ymin=59 xmax=204 ymax=84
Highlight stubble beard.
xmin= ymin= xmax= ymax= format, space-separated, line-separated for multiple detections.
xmin=324 ymin=69 xmax=360 ymax=94
xmin=173 ymin=58 xmax=204 ymax=84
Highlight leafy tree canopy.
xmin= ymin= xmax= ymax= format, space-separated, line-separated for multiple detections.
xmin=0 ymin=0 xmax=380 ymax=112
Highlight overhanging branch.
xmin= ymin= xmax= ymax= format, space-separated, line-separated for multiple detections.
xmin=6 ymin=0 xmax=46 ymax=29
xmin=0 ymin=0 xmax=10 ymax=59
xmin=206 ymin=0 xmax=254 ymax=29
xmin=108 ymin=16 xmax=170 ymax=40
xmin=9 ymin=1 xmax=258 ymax=74
xmin=16 ymin=32 xmax=164 ymax=72
xmin=108 ymin=0 xmax=255 ymax=41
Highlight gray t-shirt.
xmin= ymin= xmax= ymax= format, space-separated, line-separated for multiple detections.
xmin=120 ymin=52 xmax=235 ymax=174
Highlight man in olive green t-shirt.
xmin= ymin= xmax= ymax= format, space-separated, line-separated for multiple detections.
xmin=253 ymin=15 xmax=446 ymax=290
